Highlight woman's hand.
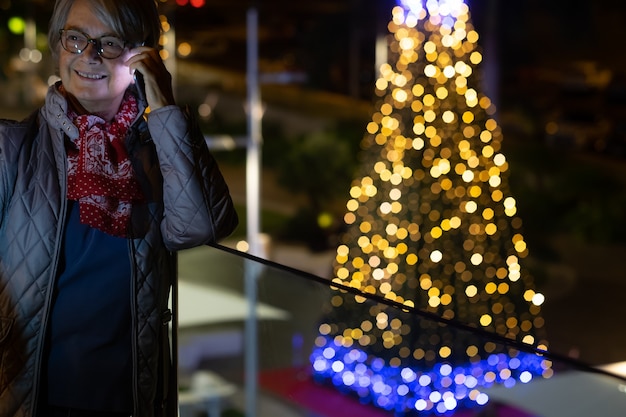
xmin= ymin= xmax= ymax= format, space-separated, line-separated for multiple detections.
xmin=127 ymin=46 xmax=176 ymax=110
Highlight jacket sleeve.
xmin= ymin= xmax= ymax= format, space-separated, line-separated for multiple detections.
xmin=146 ymin=105 xmax=238 ymax=250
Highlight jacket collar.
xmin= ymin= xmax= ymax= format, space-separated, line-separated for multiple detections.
xmin=45 ymin=82 xmax=77 ymax=140
xmin=43 ymin=82 xmax=148 ymax=140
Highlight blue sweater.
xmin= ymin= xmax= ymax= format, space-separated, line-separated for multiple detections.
xmin=46 ymin=201 xmax=132 ymax=412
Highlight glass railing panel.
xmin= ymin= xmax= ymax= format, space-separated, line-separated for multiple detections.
xmin=176 ymin=244 xmax=626 ymax=417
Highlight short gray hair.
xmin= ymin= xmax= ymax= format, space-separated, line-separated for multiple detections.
xmin=48 ymin=0 xmax=161 ymax=64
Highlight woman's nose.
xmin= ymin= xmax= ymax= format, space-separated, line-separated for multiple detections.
xmin=83 ymin=39 xmax=102 ymax=59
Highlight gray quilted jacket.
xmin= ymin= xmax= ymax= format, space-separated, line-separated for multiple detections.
xmin=0 ymin=83 xmax=238 ymax=417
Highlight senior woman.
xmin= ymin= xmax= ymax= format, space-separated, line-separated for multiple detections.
xmin=0 ymin=0 xmax=238 ymax=416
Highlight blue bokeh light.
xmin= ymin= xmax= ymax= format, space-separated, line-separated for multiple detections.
xmin=311 ymin=335 xmax=548 ymax=415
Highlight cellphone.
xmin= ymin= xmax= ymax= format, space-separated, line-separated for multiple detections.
xmin=134 ymin=71 xmax=146 ymax=103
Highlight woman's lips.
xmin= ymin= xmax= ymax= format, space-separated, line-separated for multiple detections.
xmin=76 ymin=70 xmax=106 ymax=80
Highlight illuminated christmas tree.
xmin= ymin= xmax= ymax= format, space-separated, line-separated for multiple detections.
xmin=311 ymin=1 xmax=552 ymax=415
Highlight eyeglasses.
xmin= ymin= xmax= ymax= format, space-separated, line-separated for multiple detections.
xmin=59 ymin=29 xmax=128 ymax=59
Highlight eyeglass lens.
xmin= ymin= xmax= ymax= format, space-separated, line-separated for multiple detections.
xmin=61 ymin=29 xmax=126 ymax=59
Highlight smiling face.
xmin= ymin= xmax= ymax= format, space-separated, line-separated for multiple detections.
xmin=59 ymin=0 xmax=135 ymax=120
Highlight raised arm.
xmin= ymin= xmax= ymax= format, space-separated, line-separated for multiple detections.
xmin=148 ymin=106 xmax=238 ymax=249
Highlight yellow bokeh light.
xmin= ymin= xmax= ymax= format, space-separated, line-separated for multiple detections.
xmin=177 ymin=42 xmax=192 ymax=57
xmin=430 ymin=250 xmax=443 ymax=263
xmin=480 ymin=314 xmax=492 ymax=326
xmin=465 ymin=285 xmax=478 ymax=297
xmin=328 ymin=2 xmax=549 ymax=385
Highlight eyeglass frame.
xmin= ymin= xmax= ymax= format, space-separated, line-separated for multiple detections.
xmin=59 ymin=29 xmax=130 ymax=59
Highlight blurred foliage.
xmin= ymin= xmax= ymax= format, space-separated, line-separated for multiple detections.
xmin=275 ymin=130 xmax=354 ymax=211
xmin=504 ymin=132 xmax=626 ymax=263
xmin=203 ymin=105 xmax=366 ymax=250
xmin=205 ymin=101 xmax=626 ymax=253
xmin=271 ymin=120 xmax=365 ymax=250
xmin=228 ymin=203 xmax=290 ymax=241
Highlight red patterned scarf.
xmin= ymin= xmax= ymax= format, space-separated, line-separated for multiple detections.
xmin=66 ymin=91 xmax=144 ymax=237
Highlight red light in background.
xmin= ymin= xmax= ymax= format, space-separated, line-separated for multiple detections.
xmin=190 ymin=0 xmax=205 ymax=7
xmin=176 ymin=0 xmax=188 ymax=5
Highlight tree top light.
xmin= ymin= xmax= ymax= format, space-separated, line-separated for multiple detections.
xmin=399 ymin=0 xmax=467 ymax=19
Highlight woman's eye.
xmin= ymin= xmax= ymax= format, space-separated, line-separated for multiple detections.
xmin=103 ymin=38 xmax=123 ymax=48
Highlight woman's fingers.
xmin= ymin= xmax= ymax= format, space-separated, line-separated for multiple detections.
xmin=127 ymin=47 xmax=175 ymax=108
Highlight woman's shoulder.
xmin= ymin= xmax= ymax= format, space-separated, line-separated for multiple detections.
xmin=0 ymin=110 xmax=41 ymax=148
xmin=0 ymin=116 xmax=30 ymax=128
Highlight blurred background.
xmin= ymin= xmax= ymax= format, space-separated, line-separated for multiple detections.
xmin=2 ymin=0 xmax=626 ymax=415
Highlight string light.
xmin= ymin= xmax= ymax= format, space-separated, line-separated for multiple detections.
xmin=312 ymin=1 xmax=551 ymax=414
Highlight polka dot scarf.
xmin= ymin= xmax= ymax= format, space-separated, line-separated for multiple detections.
xmin=66 ymin=91 xmax=144 ymax=237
